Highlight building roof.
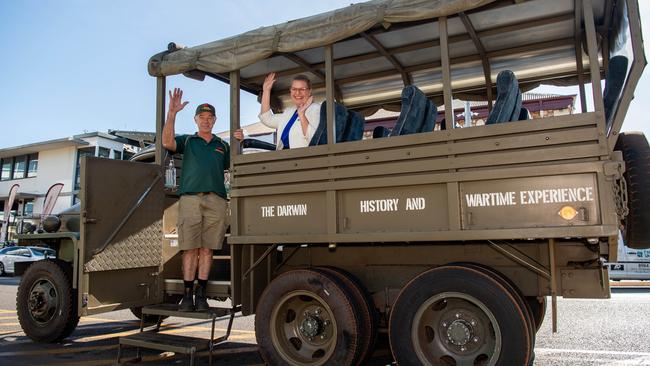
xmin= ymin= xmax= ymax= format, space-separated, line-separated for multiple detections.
xmin=108 ymin=130 xmax=156 ymax=147
xmin=0 ymin=131 xmax=155 ymax=159
xmin=0 ymin=137 xmax=89 ymax=159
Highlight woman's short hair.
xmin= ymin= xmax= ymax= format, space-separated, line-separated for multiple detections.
xmin=292 ymin=74 xmax=311 ymax=89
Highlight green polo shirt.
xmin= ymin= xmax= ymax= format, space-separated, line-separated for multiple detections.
xmin=173 ymin=134 xmax=230 ymax=198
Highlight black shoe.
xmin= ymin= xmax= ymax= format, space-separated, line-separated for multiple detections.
xmin=195 ymin=285 xmax=209 ymax=312
xmin=179 ymin=288 xmax=194 ymax=312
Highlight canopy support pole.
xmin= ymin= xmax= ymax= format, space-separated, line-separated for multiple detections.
xmin=154 ymin=76 xmax=166 ymax=166
xmin=439 ymin=16 xmax=454 ymax=128
xmin=574 ymin=0 xmax=588 ymax=113
xmin=583 ymin=0 xmax=606 ymax=131
xmin=229 ymin=71 xmax=240 ymax=239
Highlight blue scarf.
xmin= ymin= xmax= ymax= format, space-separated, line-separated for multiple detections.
xmin=279 ymin=110 xmax=299 ymax=149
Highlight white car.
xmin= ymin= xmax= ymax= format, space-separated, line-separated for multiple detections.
xmin=0 ymin=246 xmax=56 ymax=276
xmin=607 ymin=236 xmax=650 ymax=281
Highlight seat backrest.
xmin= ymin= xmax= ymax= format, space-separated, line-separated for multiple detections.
xmin=518 ymin=107 xmax=531 ymax=121
xmin=343 ymin=109 xmax=365 ymax=142
xmin=419 ymin=99 xmax=438 ymax=133
xmin=603 ymin=55 xmax=629 ymax=127
xmin=309 ymin=101 xmax=350 ymax=146
xmin=373 ymin=126 xmax=390 ymax=139
xmin=390 ymin=85 xmax=429 ymax=137
xmin=486 ymin=70 xmax=522 ymax=125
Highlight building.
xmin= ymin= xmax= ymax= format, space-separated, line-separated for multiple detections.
xmin=0 ymin=131 xmax=153 ymax=240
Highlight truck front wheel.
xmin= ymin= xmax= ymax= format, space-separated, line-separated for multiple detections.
xmin=389 ymin=265 xmax=533 ymax=365
xmin=16 ymin=260 xmax=79 ymax=343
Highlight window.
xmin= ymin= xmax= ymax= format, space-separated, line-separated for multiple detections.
xmin=12 ymin=156 xmax=26 ymax=179
xmin=75 ymin=147 xmax=96 ymax=190
xmin=123 ymin=151 xmax=134 ymax=161
xmin=113 ymin=150 xmax=122 ymax=160
xmin=27 ymin=153 xmax=38 ymax=178
xmin=1 ymin=158 xmax=11 ymax=180
xmin=98 ymin=147 xmax=110 ymax=158
xmin=0 ymin=153 xmax=38 ymax=180
xmin=22 ymin=200 xmax=34 ymax=217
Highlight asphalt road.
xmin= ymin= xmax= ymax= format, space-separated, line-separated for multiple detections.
xmin=1 ymin=276 xmax=649 ymax=365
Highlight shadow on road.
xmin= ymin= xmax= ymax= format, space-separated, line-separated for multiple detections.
xmin=0 ymin=276 xmax=21 ymax=286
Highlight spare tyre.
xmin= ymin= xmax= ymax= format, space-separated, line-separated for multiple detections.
xmin=615 ymin=132 xmax=650 ymax=249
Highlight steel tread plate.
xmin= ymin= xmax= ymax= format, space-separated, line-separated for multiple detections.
xmin=84 ymin=219 xmax=162 ymax=272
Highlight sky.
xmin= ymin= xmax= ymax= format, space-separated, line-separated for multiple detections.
xmin=1 ymin=0 xmax=649 ymax=148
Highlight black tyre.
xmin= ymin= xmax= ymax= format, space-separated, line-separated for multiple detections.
xmin=0 ymin=261 xmax=5 ymax=276
xmin=615 ymin=132 xmax=650 ymax=249
xmin=255 ymin=269 xmax=361 ymax=366
xmin=129 ymin=306 xmax=169 ymax=325
xmin=525 ymin=296 xmax=547 ymax=332
xmin=450 ymin=263 xmax=535 ymax=342
xmin=314 ymin=266 xmax=378 ymax=365
xmin=16 ymin=260 xmax=79 ymax=342
xmin=389 ymin=265 xmax=533 ymax=366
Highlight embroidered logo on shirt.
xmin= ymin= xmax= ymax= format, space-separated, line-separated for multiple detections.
xmin=215 ymin=147 xmax=224 ymax=154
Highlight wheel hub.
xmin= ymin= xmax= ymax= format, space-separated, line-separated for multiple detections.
xmin=446 ymin=319 xmax=472 ymax=346
xmin=299 ymin=312 xmax=324 ymax=338
xmin=27 ymin=280 xmax=58 ymax=324
xmin=440 ymin=311 xmax=482 ymax=353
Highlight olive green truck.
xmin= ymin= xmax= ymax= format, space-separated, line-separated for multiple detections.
xmin=14 ymin=0 xmax=649 ymax=365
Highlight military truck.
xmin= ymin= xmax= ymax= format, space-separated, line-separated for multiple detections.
xmin=15 ymin=0 xmax=648 ymax=365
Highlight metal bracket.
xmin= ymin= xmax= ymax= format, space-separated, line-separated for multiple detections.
xmin=243 ymin=244 xmax=278 ymax=280
xmin=487 ymin=240 xmax=551 ymax=279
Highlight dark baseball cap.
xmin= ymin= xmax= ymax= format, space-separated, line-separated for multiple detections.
xmin=195 ymin=103 xmax=216 ymax=116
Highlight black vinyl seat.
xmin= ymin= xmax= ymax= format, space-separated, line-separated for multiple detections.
xmin=486 ymin=70 xmax=523 ymax=125
xmin=374 ymin=85 xmax=438 ymax=138
xmin=309 ymin=101 xmax=364 ymax=146
xmin=603 ymin=55 xmax=629 ymax=127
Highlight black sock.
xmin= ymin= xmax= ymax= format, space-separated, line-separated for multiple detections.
xmin=184 ymin=280 xmax=194 ymax=290
xmin=198 ymin=279 xmax=208 ymax=289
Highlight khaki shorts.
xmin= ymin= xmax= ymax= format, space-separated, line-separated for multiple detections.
xmin=178 ymin=193 xmax=228 ymax=250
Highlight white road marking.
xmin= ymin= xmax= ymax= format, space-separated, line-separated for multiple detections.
xmin=536 ymin=348 xmax=650 ymax=356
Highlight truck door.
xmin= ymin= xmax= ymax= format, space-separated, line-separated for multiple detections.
xmin=79 ymin=157 xmax=164 ymax=315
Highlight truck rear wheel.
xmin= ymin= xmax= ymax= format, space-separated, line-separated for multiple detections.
xmin=389 ymin=265 xmax=532 ymax=366
xmin=314 ymin=266 xmax=378 ymax=365
xmin=526 ymin=296 xmax=547 ymax=332
xmin=615 ymin=131 xmax=650 ymax=249
xmin=16 ymin=260 xmax=79 ymax=343
xmin=451 ymin=263 xmax=535 ymax=341
xmin=255 ymin=269 xmax=361 ymax=366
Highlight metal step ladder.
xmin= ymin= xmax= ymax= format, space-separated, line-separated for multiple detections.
xmin=116 ymin=303 xmax=240 ymax=366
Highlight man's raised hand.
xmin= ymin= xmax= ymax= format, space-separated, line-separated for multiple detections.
xmin=168 ymin=88 xmax=189 ymax=114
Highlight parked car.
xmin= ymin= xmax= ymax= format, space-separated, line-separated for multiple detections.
xmin=608 ymin=236 xmax=650 ymax=281
xmin=0 ymin=246 xmax=56 ymax=276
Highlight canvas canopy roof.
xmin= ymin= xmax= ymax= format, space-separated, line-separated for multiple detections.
xmin=149 ymin=0 xmax=495 ymax=77
xmin=148 ymin=0 xmax=634 ymax=110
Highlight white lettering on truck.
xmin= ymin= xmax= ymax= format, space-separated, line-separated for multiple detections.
xmin=405 ymin=197 xmax=426 ymax=210
xmin=465 ymin=187 xmax=594 ymax=207
xmin=360 ymin=199 xmax=399 ymax=213
xmin=261 ymin=204 xmax=308 ymax=217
